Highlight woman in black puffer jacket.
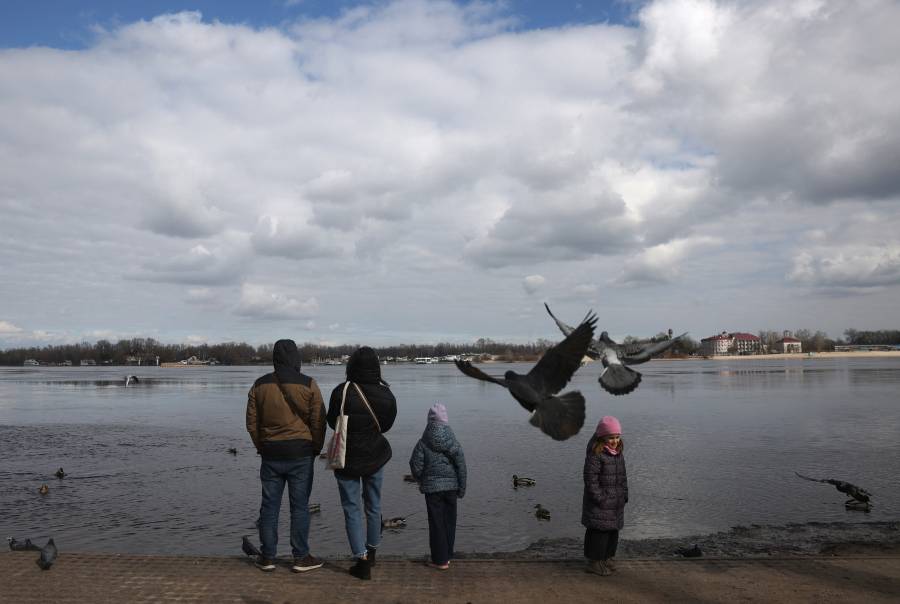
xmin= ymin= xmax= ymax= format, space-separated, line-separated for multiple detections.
xmin=582 ymin=415 xmax=628 ymax=577
xmin=327 ymin=347 xmax=397 ymax=580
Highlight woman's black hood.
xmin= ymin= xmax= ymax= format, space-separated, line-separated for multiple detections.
xmin=346 ymin=346 xmax=385 ymax=385
xmin=273 ymin=339 xmax=302 ymax=382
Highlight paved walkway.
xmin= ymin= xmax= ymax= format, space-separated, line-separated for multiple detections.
xmin=2 ymin=552 xmax=899 ymax=603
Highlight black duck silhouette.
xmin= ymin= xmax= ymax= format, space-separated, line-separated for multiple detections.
xmin=454 ymin=311 xmax=597 ymax=440
xmin=227 ymin=448 xmax=238 ymax=455
xmin=675 ymin=544 xmax=702 ymax=558
xmin=55 ymin=468 xmax=66 ymax=479
xmin=544 ymin=303 xmax=686 ymax=396
xmin=795 ymin=472 xmax=873 ymax=510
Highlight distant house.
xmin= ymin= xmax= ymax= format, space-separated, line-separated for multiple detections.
xmin=774 ymin=337 xmax=802 ymax=353
xmin=700 ymin=331 xmax=762 ymax=356
xmin=700 ymin=333 xmax=732 ymax=356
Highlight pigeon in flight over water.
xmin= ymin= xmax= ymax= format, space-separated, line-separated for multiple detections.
xmin=454 ymin=311 xmax=597 ymax=440
xmin=795 ymin=472 xmax=873 ymax=509
xmin=37 ymin=538 xmax=57 ymax=570
xmin=544 ymin=303 xmax=686 ymax=396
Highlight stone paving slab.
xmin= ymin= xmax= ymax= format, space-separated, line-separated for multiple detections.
xmin=2 ymin=552 xmax=899 ymax=603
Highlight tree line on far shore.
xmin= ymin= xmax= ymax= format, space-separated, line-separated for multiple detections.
xmin=0 ymin=329 xmax=896 ymax=366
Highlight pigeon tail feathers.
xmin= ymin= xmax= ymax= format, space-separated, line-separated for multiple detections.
xmin=599 ymin=364 xmax=641 ymax=396
xmin=528 ymin=391 xmax=586 ymax=441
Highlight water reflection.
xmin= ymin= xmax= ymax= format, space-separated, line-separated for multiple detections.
xmin=1 ymin=358 xmax=899 ymax=556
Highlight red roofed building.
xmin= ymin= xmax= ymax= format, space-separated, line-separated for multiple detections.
xmin=700 ymin=331 xmax=763 ymax=356
xmin=774 ymin=336 xmax=802 ymax=353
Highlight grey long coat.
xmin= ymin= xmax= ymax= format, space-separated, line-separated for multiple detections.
xmin=582 ymin=435 xmax=628 ymax=530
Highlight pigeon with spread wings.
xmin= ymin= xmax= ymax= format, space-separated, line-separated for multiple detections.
xmin=544 ymin=302 xmax=686 ymax=396
xmin=454 ymin=311 xmax=597 ymax=440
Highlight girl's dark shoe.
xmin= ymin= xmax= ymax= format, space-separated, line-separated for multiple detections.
xmin=586 ymin=560 xmax=611 ymax=576
xmin=349 ymin=557 xmax=371 ymax=580
xmin=366 ymin=546 xmax=376 ymax=567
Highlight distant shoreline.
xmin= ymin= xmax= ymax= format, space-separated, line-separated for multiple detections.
xmin=693 ymin=351 xmax=900 ymax=360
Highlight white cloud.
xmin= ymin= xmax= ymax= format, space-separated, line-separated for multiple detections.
xmin=2 ymin=1 xmax=900 ymax=345
xmin=0 ymin=320 xmax=24 ymax=336
xmin=789 ymin=245 xmax=900 ymax=290
xmin=616 ymin=236 xmax=723 ymax=286
xmin=522 ymin=274 xmax=546 ymax=294
xmin=235 ymin=284 xmax=319 ymax=320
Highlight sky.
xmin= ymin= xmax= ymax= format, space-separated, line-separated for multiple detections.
xmin=1 ymin=0 xmax=899 ymax=349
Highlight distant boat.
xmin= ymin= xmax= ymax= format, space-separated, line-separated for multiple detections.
xmin=23 ymin=359 xmax=39 ymax=366
xmin=414 ymin=357 xmax=435 ymax=364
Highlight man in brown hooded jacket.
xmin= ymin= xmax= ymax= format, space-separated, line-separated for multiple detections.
xmin=246 ymin=339 xmax=326 ymax=572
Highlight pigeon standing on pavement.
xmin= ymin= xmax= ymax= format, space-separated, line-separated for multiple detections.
xmin=36 ymin=539 xmax=57 ymax=570
xmin=241 ymin=535 xmax=262 ymax=558
xmin=544 ymin=303 xmax=686 ymax=396
xmin=454 ymin=311 xmax=597 ymax=440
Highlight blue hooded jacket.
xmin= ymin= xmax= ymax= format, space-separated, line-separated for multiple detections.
xmin=409 ymin=419 xmax=467 ymax=497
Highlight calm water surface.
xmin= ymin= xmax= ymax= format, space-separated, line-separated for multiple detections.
xmin=1 ymin=358 xmax=899 ymax=557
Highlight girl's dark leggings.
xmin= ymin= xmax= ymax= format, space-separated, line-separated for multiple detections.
xmin=425 ymin=491 xmax=458 ymax=565
xmin=584 ymin=528 xmax=619 ymax=560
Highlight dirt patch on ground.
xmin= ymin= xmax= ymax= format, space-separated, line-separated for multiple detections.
xmin=457 ymin=521 xmax=900 ymax=560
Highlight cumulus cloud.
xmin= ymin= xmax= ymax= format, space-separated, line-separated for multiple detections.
xmin=0 ymin=320 xmax=24 ymax=336
xmin=789 ymin=245 xmax=900 ymax=290
xmin=2 ymin=1 xmax=900 ymax=344
xmin=235 ymin=284 xmax=319 ymax=320
xmin=616 ymin=236 xmax=723 ymax=286
xmin=522 ymin=274 xmax=546 ymax=294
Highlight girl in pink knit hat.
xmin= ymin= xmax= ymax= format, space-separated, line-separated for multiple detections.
xmin=581 ymin=415 xmax=628 ymax=576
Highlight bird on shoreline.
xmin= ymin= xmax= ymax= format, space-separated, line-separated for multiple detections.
xmin=37 ymin=538 xmax=57 ymax=570
xmin=544 ymin=303 xmax=686 ymax=396
xmin=795 ymin=472 xmax=873 ymax=510
xmin=454 ymin=311 xmax=597 ymax=440
xmin=8 ymin=537 xmax=41 ymax=552
xmin=241 ymin=535 xmax=261 ymax=558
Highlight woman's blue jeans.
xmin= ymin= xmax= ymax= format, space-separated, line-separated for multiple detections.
xmin=335 ymin=466 xmax=384 ymax=559
xmin=258 ymin=456 xmax=314 ymax=559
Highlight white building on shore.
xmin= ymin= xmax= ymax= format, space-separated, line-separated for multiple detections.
xmin=700 ymin=331 xmax=763 ymax=356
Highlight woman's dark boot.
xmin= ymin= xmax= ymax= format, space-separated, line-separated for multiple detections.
xmin=349 ymin=557 xmax=371 ymax=580
xmin=366 ymin=546 xmax=377 ymax=567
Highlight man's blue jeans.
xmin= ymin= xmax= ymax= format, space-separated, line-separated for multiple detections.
xmin=335 ymin=466 xmax=384 ymax=559
xmin=258 ymin=456 xmax=314 ymax=559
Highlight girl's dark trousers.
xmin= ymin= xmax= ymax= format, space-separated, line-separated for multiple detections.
xmin=425 ymin=491 xmax=458 ymax=565
xmin=584 ymin=528 xmax=619 ymax=561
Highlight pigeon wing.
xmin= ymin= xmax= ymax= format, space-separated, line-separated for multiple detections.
xmin=528 ymin=312 xmax=597 ymax=395
xmin=545 ymin=303 xmax=601 ymax=359
xmin=622 ymin=333 xmax=688 ymax=364
xmin=454 ymin=360 xmax=507 ymax=387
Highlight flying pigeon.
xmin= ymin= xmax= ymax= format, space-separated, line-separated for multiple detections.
xmin=454 ymin=311 xmax=597 ymax=440
xmin=8 ymin=537 xmax=41 ymax=551
xmin=37 ymin=538 xmax=57 ymax=570
xmin=795 ymin=472 xmax=873 ymax=509
xmin=544 ymin=303 xmax=686 ymax=396
xmin=241 ymin=535 xmax=261 ymax=558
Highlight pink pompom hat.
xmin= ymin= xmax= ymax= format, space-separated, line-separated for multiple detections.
xmin=594 ymin=415 xmax=622 ymax=437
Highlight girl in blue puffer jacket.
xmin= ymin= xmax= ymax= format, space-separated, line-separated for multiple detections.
xmin=409 ymin=403 xmax=467 ymax=569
